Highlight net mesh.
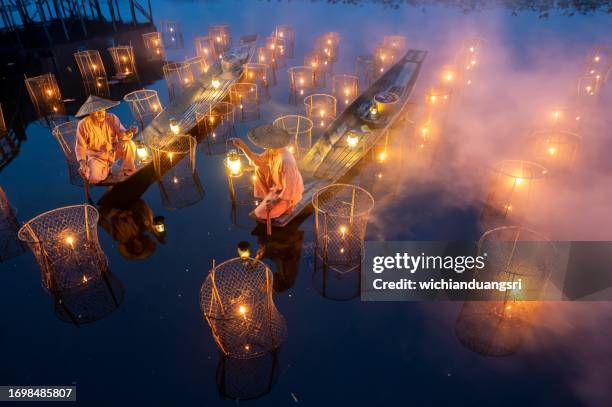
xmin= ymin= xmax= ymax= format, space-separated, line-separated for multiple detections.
xmin=52 ymin=120 xmax=85 ymax=187
xmin=313 ymin=184 xmax=375 ymax=274
xmin=18 ymin=205 xmax=107 ymax=291
xmin=230 ymin=83 xmax=259 ymax=122
xmin=74 ymin=50 xmax=110 ymax=97
xmin=200 ymin=258 xmax=287 ymax=359
xmin=152 ymin=135 xmax=203 ymax=209
xmin=24 ymin=73 xmax=65 ymax=119
xmin=273 ymin=115 xmax=313 ymax=158
xmin=108 ymin=45 xmax=138 ymax=81
xmin=163 ymin=62 xmax=194 ymax=101
xmin=123 ymin=89 xmax=163 ymax=130
xmin=142 ymin=32 xmax=165 ymax=61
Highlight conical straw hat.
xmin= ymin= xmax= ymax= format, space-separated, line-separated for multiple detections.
xmin=247 ymin=124 xmax=291 ymax=149
xmin=75 ymin=95 xmax=120 ymax=118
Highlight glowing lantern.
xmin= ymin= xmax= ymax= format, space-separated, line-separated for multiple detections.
xmin=169 ymin=118 xmax=180 ymax=135
xmin=226 ymin=149 xmax=243 ymax=177
xmin=237 ymin=241 xmax=251 ymax=260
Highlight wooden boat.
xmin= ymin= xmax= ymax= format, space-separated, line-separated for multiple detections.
xmin=89 ymin=43 xmax=256 ymax=201
xmin=271 ymin=49 xmax=426 ymax=227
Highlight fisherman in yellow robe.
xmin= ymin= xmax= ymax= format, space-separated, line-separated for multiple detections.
xmin=75 ymin=96 xmax=137 ymax=183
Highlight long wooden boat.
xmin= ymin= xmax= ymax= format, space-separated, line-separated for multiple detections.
xmin=271 ymin=49 xmax=426 ymax=227
xmin=93 ymin=43 xmax=255 ymax=196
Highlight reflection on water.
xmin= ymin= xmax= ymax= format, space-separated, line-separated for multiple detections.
xmin=216 ymin=350 xmax=279 ymax=400
xmin=99 ymin=198 xmax=165 ymax=260
xmin=54 ymin=270 xmax=124 ymax=325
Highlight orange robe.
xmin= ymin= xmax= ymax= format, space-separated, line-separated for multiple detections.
xmin=75 ymin=113 xmax=136 ymax=183
xmin=251 ymin=148 xmax=304 ymax=219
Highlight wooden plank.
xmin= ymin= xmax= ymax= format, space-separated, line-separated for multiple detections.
xmin=271 ymin=49 xmax=426 ymax=227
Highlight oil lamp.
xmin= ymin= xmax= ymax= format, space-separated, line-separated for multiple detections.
xmin=169 ymin=118 xmax=180 ymax=135
xmin=237 ymin=241 xmax=251 ymax=260
xmin=226 ymin=149 xmax=243 ymax=176
xmin=135 ymin=140 xmax=150 ymax=163
xmin=370 ymin=107 xmax=378 ymax=118
xmin=153 ymin=216 xmax=166 ymax=234
xmin=212 ymin=79 xmax=221 ymax=89
xmin=346 ymin=131 xmax=359 ymax=148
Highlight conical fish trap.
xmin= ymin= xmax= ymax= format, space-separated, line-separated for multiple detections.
xmin=200 ymin=258 xmax=287 ymax=359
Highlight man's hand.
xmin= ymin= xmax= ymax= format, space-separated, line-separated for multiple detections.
xmin=78 ymin=160 xmax=89 ymax=179
xmin=230 ymin=138 xmax=247 ymax=151
xmin=124 ymin=126 xmax=138 ymax=139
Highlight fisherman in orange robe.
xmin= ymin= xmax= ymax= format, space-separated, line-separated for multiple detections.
xmin=231 ymin=124 xmax=304 ymax=220
xmin=74 ymin=96 xmax=138 ymax=184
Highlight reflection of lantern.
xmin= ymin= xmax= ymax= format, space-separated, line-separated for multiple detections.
xmin=153 ymin=216 xmax=166 ymax=234
xmin=226 ymin=149 xmax=243 ymax=177
xmin=440 ymin=64 xmax=458 ymax=84
xmin=161 ymin=19 xmax=184 ymax=49
xmin=237 ymin=241 xmax=251 ymax=259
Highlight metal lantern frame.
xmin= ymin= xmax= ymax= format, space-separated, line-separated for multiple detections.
xmin=194 ymin=35 xmax=216 ymax=65
xmin=356 ymin=54 xmax=375 ymax=89
xmin=151 ymin=135 xmax=203 ymax=209
xmin=382 ymin=35 xmax=408 ymax=55
xmin=108 ymin=45 xmax=138 ymax=81
xmin=123 ymin=89 xmax=163 ymax=130
xmin=52 ymin=120 xmax=84 ymax=186
xmin=315 ymin=32 xmax=340 ymax=62
xmin=455 ymin=226 xmax=555 ymax=357
xmin=374 ymin=45 xmax=400 ymax=76
xmin=274 ymin=25 xmax=295 ymax=58
xmin=529 ymin=129 xmax=582 ymax=175
xmin=209 ymin=24 xmax=232 ymax=56
xmin=200 ymin=257 xmax=288 ymax=359
xmin=256 ymin=47 xmax=278 ymax=84
xmin=244 ymin=62 xmax=272 ymax=89
xmin=332 ymin=74 xmax=359 ymax=107
xmin=163 ymin=61 xmax=194 ymax=100
xmin=0 ymin=186 xmax=27 ymax=262
xmin=481 ymin=160 xmax=548 ymax=227
xmin=304 ymin=93 xmax=337 ymax=129
xmin=185 ymin=56 xmax=209 ymax=80
xmin=304 ymin=52 xmax=332 ymax=88
xmin=288 ymin=66 xmax=315 ymax=105
xmin=24 ymin=73 xmax=65 ymax=119
xmin=74 ymin=50 xmax=110 ymax=97
xmin=264 ymin=35 xmax=288 ymax=69
xmin=142 ymin=32 xmax=165 ymax=61
xmin=312 ymin=184 xmax=375 ymax=274
xmin=273 ymin=115 xmax=313 ymax=158
xmin=196 ymin=101 xmax=236 ymax=149
xmin=18 ymin=204 xmax=108 ymax=291
xmin=229 ymin=83 xmax=260 ymax=122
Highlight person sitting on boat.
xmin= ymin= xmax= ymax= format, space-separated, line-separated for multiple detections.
xmin=75 ymin=95 xmax=138 ymax=184
xmin=231 ymin=124 xmax=304 ymax=220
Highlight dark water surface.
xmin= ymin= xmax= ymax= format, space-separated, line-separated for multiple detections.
xmin=1 ymin=1 xmax=611 ymax=405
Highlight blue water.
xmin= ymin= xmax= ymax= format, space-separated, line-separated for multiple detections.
xmin=1 ymin=1 xmax=611 ymax=405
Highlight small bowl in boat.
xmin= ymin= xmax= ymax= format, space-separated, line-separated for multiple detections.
xmin=374 ymin=91 xmax=399 ymax=115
